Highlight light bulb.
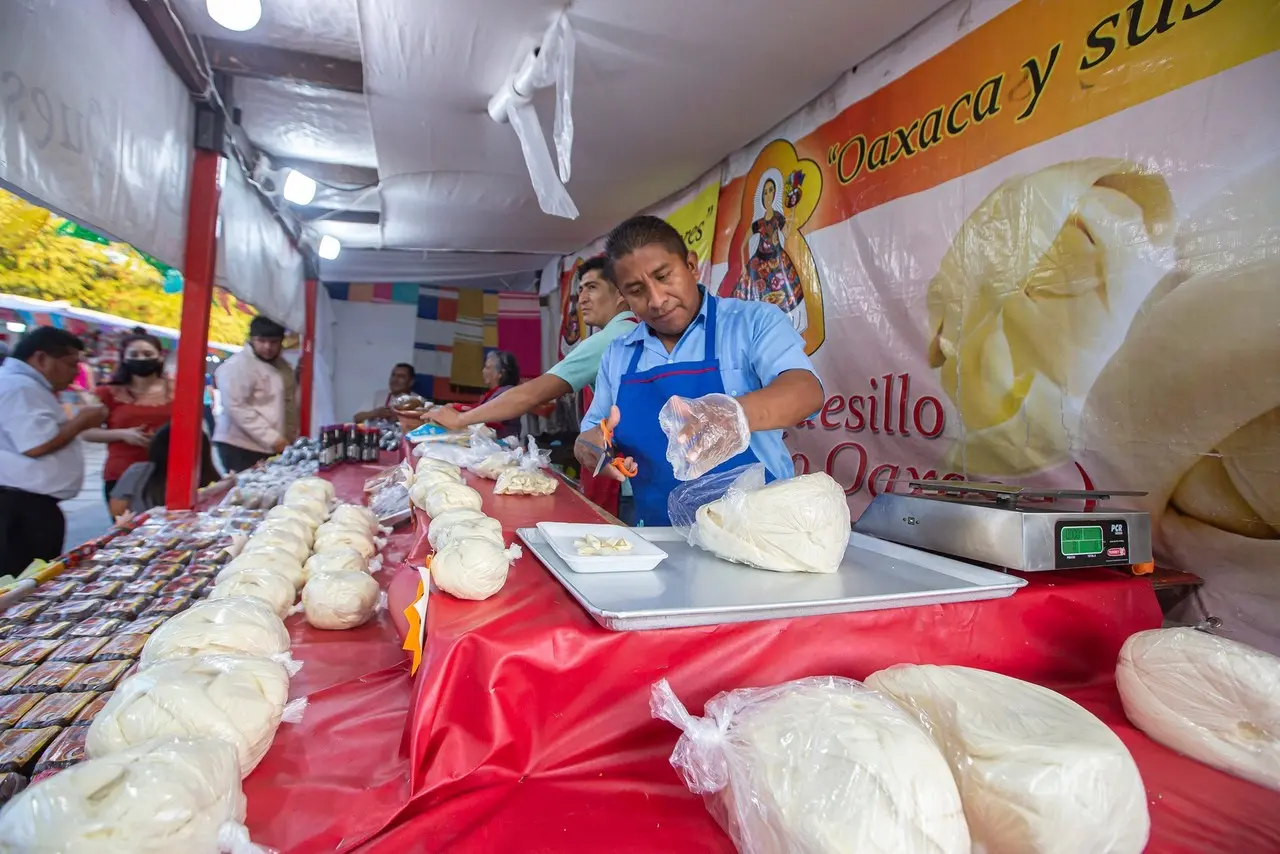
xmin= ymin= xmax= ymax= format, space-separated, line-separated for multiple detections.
xmin=318 ymin=235 xmax=342 ymax=261
xmin=207 ymin=0 xmax=262 ymax=32
xmin=282 ymin=170 xmax=317 ymax=205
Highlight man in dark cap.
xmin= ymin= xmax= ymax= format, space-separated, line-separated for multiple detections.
xmin=212 ymin=315 xmax=299 ymax=472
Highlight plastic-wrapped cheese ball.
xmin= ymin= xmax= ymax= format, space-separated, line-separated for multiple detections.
xmin=305 ymin=548 xmax=369 ymax=577
xmin=470 ymin=452 xmax=516 ymax=479
xmin=284 ymin=495 xmax=329 ymax=524
xmin=423 ymin=482 xmax=483 ymax=518
xmin=313 ymin=528 xmax=377 ymax=560
xmin=219 ymin=547 xmax=305 ymax=590
xmin=266 ymin=503 xmax=322 ymax=530
xmin=209 ymin=569 xmax=297 ymax=619
xmin=416 ymin=457 xmax=461 ymax=477
xmin=430 ymin=536 xmax=522 ymax=601
xmin=284 ymin=476 xmax=334 ymax=505
xmin=303 ymin=570 xmax=382 ymax=630
xmin=87 ymin=655 xmax=294 ymax=775
xmin=427 ymin=509 xmax=502 ymax=551
xmin=141 ymin=597 xmax=290 ymax=668
xmin=243 ymin=527 xmax=310 ymax=563
xmin=0 ymin=737 xmax=259 ymax=854
xmin=316 ymin=518 xmax=378 ymax=543
xmin=329 ymin=503 xmax=380 ymax=536
xmin=409 ymin=471 xmax=464 ymax=509
xmin=258 ymin=514 xmax=314 ymax=547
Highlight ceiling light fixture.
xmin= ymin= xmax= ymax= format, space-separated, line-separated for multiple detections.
xmin=282 ymin=169 xmax=317 ymax=205
xmin=318 ymin=235 xmax=342 ymax=261
xmin=206 ymin=0 xmax=262 ymax=33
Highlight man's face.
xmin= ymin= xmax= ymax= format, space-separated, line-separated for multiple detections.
xmin=612 ymin=245 xmax=702 ymax=338
xmin=31 ymin=350 xmax=82 ymax=392
xmin=250 ymin=336 xmax=283 ymax=362
xmin=389 ymin=366 xmax=414 ymax=393
xmin=577 ymin=270 xmax=622 ymax=328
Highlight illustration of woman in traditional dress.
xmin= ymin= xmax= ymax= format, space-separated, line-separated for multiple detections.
xmin=733 ymin=169 xmax=807 ymax=333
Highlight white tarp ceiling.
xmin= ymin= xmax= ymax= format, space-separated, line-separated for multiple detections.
xmin=0 ymin=0 xmax=193 ymax=266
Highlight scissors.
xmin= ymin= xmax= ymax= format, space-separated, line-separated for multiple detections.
xmin=588 ymin=406 xmax=638 ymax=479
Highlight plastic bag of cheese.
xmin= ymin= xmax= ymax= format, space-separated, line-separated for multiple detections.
xmin=1117 ymin=627 xmax=1280 ymax=791
xmin=0 ymin=737 xmax=268 ymax=853
xmin=141 ymin=597 xmax=293 ymax=670
xmin=651 ymin=676 xmax=970 ymax=854
xmin=669 ymin=464 xmax=851 ymax=573
xmin=866 ymin=664 xmax=1149 ymax=854
xmin=87 ymin=655 xmax=303 ymax=776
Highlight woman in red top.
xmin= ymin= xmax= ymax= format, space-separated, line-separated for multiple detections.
xmin=82 ymin=329 xmax=174 ymax=501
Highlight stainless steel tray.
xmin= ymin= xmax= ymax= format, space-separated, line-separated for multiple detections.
xmin=517 ymin=527 xmax=1027 ymax=631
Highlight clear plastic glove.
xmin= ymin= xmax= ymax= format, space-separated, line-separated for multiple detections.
xmin=659 ymin=393 xmax=750 ymax=481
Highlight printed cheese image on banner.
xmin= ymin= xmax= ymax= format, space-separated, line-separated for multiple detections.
xmin=705 ymin=0 xmax=1279 ymax=652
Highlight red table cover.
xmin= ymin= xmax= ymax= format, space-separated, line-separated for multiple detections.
xmin=361 ymin=473 xmax=1280 ymax=853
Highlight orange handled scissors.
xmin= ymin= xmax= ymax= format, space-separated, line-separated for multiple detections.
xmin=593 ymin=405 xmax=638 ymax=479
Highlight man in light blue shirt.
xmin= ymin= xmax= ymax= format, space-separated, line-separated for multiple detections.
xmin=0 ymin=327 xmax=106 ymax=575
xmin=577 ymin=216 xmax=823 ymax=526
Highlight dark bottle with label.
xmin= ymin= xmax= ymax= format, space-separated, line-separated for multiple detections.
xmin=344 ymin=423 xmax=360 ymax=463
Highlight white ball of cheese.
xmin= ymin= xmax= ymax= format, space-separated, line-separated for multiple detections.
xmin=257 ymin=515 xmax=314 ymax=548
xmin=284 ymin=495 xmax=329 ymax=524
xmin=87 ymin=655 xmax=291 ymax=775
xmin=209 ymin=569 xmax=297 ymax=619
xmin=430 ymin=536 xmax=516 ymax=601
xmin=423 ymin=482 xmax=483 ymax=518
xmin=284 ymin=476 xmax=334 ymax=505
xmin=329 ymin=503 xmax=380 ymax=536
xmin=303 ymin=570 xmax=381 ymax=630
xmin=427 ymin=509 xmax=502 ymax=551
xmin=305 ymin=548 xmax=369 ymax=577
xmin=243 ymin=527 xmax=310 ymax=563
xmin=266 ymin=503 xmax=322 ymax=530
xmin=219 ymin=547 xmax=305 ymax=590
xmin=141 ymin=597 xmax=290 ymax=668
xmin=313 ymin=528 xmax=377 ymax=559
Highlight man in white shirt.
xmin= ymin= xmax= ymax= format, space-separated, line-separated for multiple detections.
xmin=213 ymin=316 xmax=299 ymax=473
xmin=353 ymin=362 xmax=417 ymax=423
xmin=0 ymin=327 xmax=106 ymax=576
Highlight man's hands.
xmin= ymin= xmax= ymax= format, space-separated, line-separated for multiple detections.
xmin=72 ymin=405 xmax=108 ymax=433
xmin=574 ymin=406 xmax=632 ymax=482
xmin=658 ymin=393 xmax=751 ymax=481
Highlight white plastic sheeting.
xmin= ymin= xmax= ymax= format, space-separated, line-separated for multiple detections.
xmin=236 ymin=78 xmax=378 ymax=170
xmin=169 ymin=0 xmax=363 ymax=62
xmin=215 ymin=162 xmax=306 ymax=331
xmin=310 ymin=284 xmax=338 ymax=431
xmin=0 ymin=0 xmax=192 ymax=265
xmin=319 ymin=247 xmax=556 ymax=283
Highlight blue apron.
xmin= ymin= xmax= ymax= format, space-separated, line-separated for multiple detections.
xmin=612 ymin=295 xmax=766 ymax=526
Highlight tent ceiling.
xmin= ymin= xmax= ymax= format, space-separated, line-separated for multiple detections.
xmin=162 ymin=0 xmax=951 ymax=279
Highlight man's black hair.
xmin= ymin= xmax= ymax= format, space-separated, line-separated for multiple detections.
xmin=248 ymin=315 xmax=286 ymax=339
xmin=577 ymin=254 xmax=614 ymax=284
xmin=392 ymin=362 xmax=415 ymax=376
xmin=13 ymin=326 xmax=85 ymax=363
xmin=603 ymin=216 xmax=689 ymax=281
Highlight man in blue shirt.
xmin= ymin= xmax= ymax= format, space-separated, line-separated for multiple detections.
xmin=576 ymin=216 xmax=824 ymax=526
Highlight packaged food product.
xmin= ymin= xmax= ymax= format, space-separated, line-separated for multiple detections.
xmin=0 ymin=668 xmax=34 ymax=694
xmin=0 ymin=602 xmax=46 ymax=624
xmin=186 ymin=562 xmax=220 ymax=577
xmin=71 ymin=580 xmax=122 ymax=599
xmin=67 ymin=619 xmax=125 ymax=639
xmin=29 ymin=582 xmax=76 ymax=602
xmin=65 ymin=661 xmax=132 ymax=694
xmin=119 ymin=616 xmax=168 ymax=635
xmin=0 ymin=737 xmax=260 ymax=853
xmin=122 ymin=579 xmax=166 ymax=597
xmin=13 ymin=662 xmax=84 ymax=695
xmin=154 ymin=550 xmax=193 ymax=566
xmin=86 ymin=548 xmax=125 ymax=563
xmin=33 ymin=724 xmax=88 ymax=771
xmin=0 ymin=641 xmax=61 ymax=667
xmin=141 ymin=563 xmax=183 ymax=581
xmin=142 ymin=597 xmax=191 ymax=617
xmin=0 ymin=727 xmax=59 ymax=772
xmin=16 ymin=693 xmax=96 ymax=729
xmin=46 ymin=638 xmax=108 ymax=665
xmin=93 ymin=635 xmax=147 ymax=662
xmin=0 ymin=771 xmax=26 ymax=803
xmin=193 ymin=547 xmax=231 ymax=566
xmin=39 ymin=600 xmax=102 ymax=624
xmin=10 ymin=623 xmax=70 ymax=641
xmin=55 ymin=569 xmax=96 ymax=582
xmin=119 ymin=547 xmax=158 ymax=562
xmin=0 ymin=696 xmax=40 ymax=730
xmin=99 ymin=597 xmax=149 ymax=621
xmin=71 ymin=694 xmax=110 ymax=727
xmin=162 ymin=576 xmax=209 ymax=597
xmin=99 ymin=563 xmax=144 ymax=581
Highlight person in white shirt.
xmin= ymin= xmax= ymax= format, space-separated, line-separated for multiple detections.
xmin=353 ymin=362 xmax=417 ymax=423
xmin=0 ymin=327 xmax=107 ymax=576
xmin=212 ymin=316 xmax=298 ymax=473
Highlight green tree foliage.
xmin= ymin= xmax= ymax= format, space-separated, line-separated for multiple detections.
xmin=0 ymin=189 xmax=253 ymax=344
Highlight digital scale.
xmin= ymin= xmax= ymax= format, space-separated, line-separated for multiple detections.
xmin=854 ymin=481 xmax=1152 ymax=572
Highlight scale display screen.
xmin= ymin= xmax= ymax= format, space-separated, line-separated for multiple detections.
xmin=1054 ymin=519 xmax=1131 ymax=568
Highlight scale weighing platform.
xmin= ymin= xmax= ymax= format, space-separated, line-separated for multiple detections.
xmin=854 ymin=481 xmax=1153 ymax=572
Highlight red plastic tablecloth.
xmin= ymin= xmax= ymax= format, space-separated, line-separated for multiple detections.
xmin=362 ymin=471 xmax=1280 ymax=854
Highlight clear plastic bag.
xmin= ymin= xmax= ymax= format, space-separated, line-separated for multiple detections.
xmin=1116 ymin=628 xmax=1280 ymax=791
xmin=141 ymin=597 xmax=291 ymax=668
xmin=302 ymin=569 xmax=382 ymax=630
xmin=669 ymin=465 xmax=851 ymax=574
xmin=87 ymin=655 xmax=299 ymax=776
xmin=0 ymin=737 xmax=271 ymax=853
xmin=494 ymin=437 xmax=558 ymax=495
xmin=651 ymin=677 xmax=969 ymax=854
xmin=658 ymin=393 xmax=751 ymax=481
xmin=867 ymin=664 xmax=1150 ymax=854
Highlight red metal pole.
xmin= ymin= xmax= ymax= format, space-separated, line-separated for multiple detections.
xmin=299 ymin=278 xmax=318 ymax=437
xmin=167 ymin=148 xmax=222 ymax=509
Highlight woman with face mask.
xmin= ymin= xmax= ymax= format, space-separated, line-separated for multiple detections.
xmin=81 ymin=328 xmax=175 ymax=502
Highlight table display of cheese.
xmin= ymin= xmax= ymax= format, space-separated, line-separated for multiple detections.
xmin=0 ymin=475 xmax=390 ymax=847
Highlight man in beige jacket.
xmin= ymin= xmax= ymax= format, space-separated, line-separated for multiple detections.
xmin=213 ymin=316 xmax=299 ymax=473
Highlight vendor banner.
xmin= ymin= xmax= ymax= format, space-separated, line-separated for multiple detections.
xmin=709 ymin=0 xmax=1279 ymax=651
